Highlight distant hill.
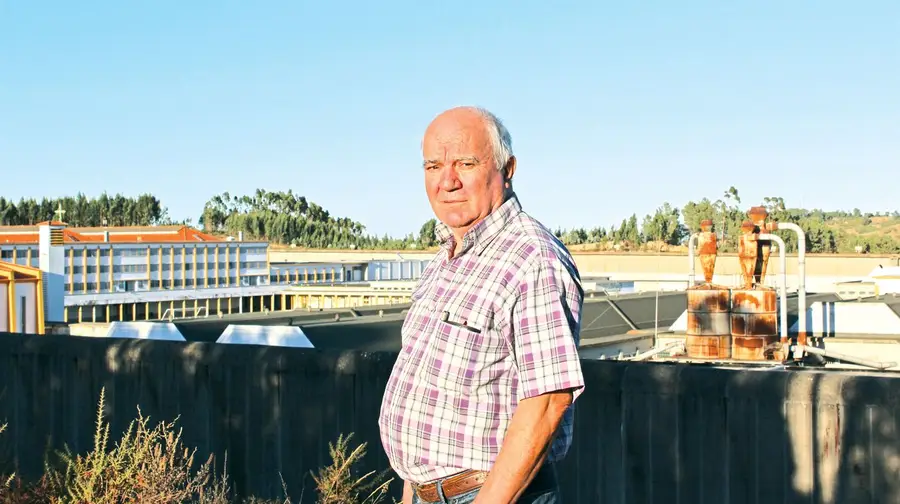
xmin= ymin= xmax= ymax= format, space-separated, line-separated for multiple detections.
xmin=565 ymin=214 xmax=900 ymax=255
xmin=3 ymin=187 xmax=898 ymax=255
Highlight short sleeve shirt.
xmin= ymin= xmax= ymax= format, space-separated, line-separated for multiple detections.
xmin=377 ymin=194 xmax=585 ymax=484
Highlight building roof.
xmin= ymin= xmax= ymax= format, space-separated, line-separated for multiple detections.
xmin=0 ymin=260 xmax=42 ymax=281
xmin=0 ymin=224 xmax=224 ymax=245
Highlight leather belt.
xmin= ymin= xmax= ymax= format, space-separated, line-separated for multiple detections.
xmin=412 ymin=464 xmax=555 ymax=503
xmin=413 ymin=469 xmax=488 ymax=503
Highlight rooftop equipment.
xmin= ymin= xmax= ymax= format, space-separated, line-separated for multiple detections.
xmin=685 ymin=206 xmax=808 ymax=362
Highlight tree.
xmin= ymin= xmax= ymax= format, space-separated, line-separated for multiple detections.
xmin=641 ymin=203 xmax=686 ymax=245
xmin=0 ymin=193 xmax=167 ymax=227
xmin=3 ymin=186 xmax=898 ymax=253
xmin=418 ymin=219 xmax=438 ymax=248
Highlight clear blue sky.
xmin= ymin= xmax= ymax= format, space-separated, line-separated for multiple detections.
xmin=1 ymin=1 xmax=897 ymax=237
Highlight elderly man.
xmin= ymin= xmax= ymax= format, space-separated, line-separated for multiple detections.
xmin=378 ymin=106 xmax=585 ymax=504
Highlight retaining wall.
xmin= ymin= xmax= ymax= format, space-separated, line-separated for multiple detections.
xmin=1 ymin=333 xmax=898 ymax=503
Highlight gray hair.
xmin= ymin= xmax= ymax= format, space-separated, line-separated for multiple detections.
xmin=469 ymin=107 xmax=514 ymax=173
xmin=426 ymin=106 xmax=514 ymax=173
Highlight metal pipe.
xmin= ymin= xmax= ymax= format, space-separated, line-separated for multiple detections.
xmin=605 ymin=297 xmax=639 ymax=332
xmin=687 ymin=233 xmax=699 ymax=286
xmin=775 ymin=222 xmax=806 ymax=346
xmin=792 ymin=344 xmax=896 ymax=370
xmin=758 ymin=234 xmax=788 ymax=344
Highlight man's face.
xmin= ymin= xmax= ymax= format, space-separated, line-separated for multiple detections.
xmin=421 ymin=109 xmax=513 ymax=239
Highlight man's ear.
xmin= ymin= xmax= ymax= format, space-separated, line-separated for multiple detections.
xmin=503 ymin=156 xmax=517 ymax=182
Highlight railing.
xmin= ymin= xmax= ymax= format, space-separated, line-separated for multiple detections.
xmin=159 ymin=305 xmax=209 ymax=321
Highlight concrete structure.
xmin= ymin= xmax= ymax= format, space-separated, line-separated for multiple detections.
xmin=269 ymin=248 xmax=900 ymax=274
xmin=0 ymin=260 xmax=45 ymax=334
xmin=270 ymin=248 xmax=900 ymax=293
xmin=103 ymin=321 xmax=187 ymax=341
xmin=1 ymin=333 xmax=899 ymax=503
xmin=870 ymin=265 xmax=900 ymax=295
xmin=216 ymin=324 xmax=315 ymax=348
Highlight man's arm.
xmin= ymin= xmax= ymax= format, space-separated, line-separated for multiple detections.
xmin=473 ymin=389 xmax=573 ymax=503
xmin=474 ymin=254 xmax=585 ymax=503
xmin=402 ymin=480 xmax=414 ymax=504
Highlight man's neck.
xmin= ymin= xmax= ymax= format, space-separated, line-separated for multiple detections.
xmin=445 ymin=193 xmax=515 ymax=259
xmin=447 ymin=233 xmax=464 ymax=260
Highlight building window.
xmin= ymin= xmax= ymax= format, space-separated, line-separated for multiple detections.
xmin=114 ymin=264 xmax=147 ymax=273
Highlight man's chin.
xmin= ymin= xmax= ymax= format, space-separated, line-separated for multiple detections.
xmin=438 ymin=213 xmax=477 ymax=231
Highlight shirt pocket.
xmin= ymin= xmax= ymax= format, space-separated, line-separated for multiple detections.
xmin=422 ymin=305 xmax=508 ymax=396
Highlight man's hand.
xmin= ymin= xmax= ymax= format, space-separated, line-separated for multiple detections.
xmin=402 ymin=480 xmax=413 ymax=504
xmin=472 ymin=389 xmax=573 ymax=504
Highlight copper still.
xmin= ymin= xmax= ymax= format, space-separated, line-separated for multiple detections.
xmin=697 ymin=219 xmax=717 ymax=284
xmin=748 ymin=206 xmax=771 ymax=286
xmin=732 ymin=214 xmax=780 ymax=361
xmin=685 ymin=220 xmax=732 ymax=359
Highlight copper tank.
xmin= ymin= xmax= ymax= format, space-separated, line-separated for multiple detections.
xmin=731 ymin=215 xmax=779 ymax=360
xmin=686 ymin=285 xmax=732 ymax=359
xmin=731 ymin=288 xmax=778 ymax=360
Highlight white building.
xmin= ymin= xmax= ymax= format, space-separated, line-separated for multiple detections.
xmin=1 ymin=221 xmax=433 ymax=325
xmin=0 ymin=221 xmax=275 ymax=323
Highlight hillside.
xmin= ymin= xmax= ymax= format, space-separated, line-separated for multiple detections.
xmin=2 ymin=187 xmax=898 ymax=254
xmin=565 ymin=214 xmax=900 ymax=255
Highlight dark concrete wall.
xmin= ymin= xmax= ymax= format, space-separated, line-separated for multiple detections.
xmin=1 ymin=332 xmax=898 ymax=503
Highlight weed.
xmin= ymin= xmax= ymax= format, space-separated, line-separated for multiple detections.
xmin=0 ymin=389 xmax=396 ymax=504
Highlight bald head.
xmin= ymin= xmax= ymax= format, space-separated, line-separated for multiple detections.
xmin=423 ymin=106 xmax=514 ymax=176
xmin=421 ymin=106 xmax=517 ymax=246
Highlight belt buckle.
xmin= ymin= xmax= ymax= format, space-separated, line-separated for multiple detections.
xmin=411 ymin=481 xmax=438 ymax=502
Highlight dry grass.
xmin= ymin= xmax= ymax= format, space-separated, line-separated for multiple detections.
xmin=311 ymin=433 xmax=393 ymax=504
xmin=0 ymin=389 xmax=395 ymax=504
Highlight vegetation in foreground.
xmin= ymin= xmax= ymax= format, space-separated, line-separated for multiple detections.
xmin=0 ymin=389 xmax=395 ymax=504
xmin=1 ymin=185 xmax=899 ymax=253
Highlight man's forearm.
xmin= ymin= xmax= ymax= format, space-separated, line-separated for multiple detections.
xmin=473 ymin=390 xmax=572 ymax=503
xmin=402 ymin=480 xmax=413 ymax=504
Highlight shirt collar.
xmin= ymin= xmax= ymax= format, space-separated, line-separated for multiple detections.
xmin=434 ymin=193 xmax=523 ymax=257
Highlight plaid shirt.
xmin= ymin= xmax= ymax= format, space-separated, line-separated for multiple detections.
xmin=378 ymin=194 xmax=585 ymax=484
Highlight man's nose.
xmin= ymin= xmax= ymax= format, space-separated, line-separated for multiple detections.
xmin=439 ymin=167 xmax=462 ymax=191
